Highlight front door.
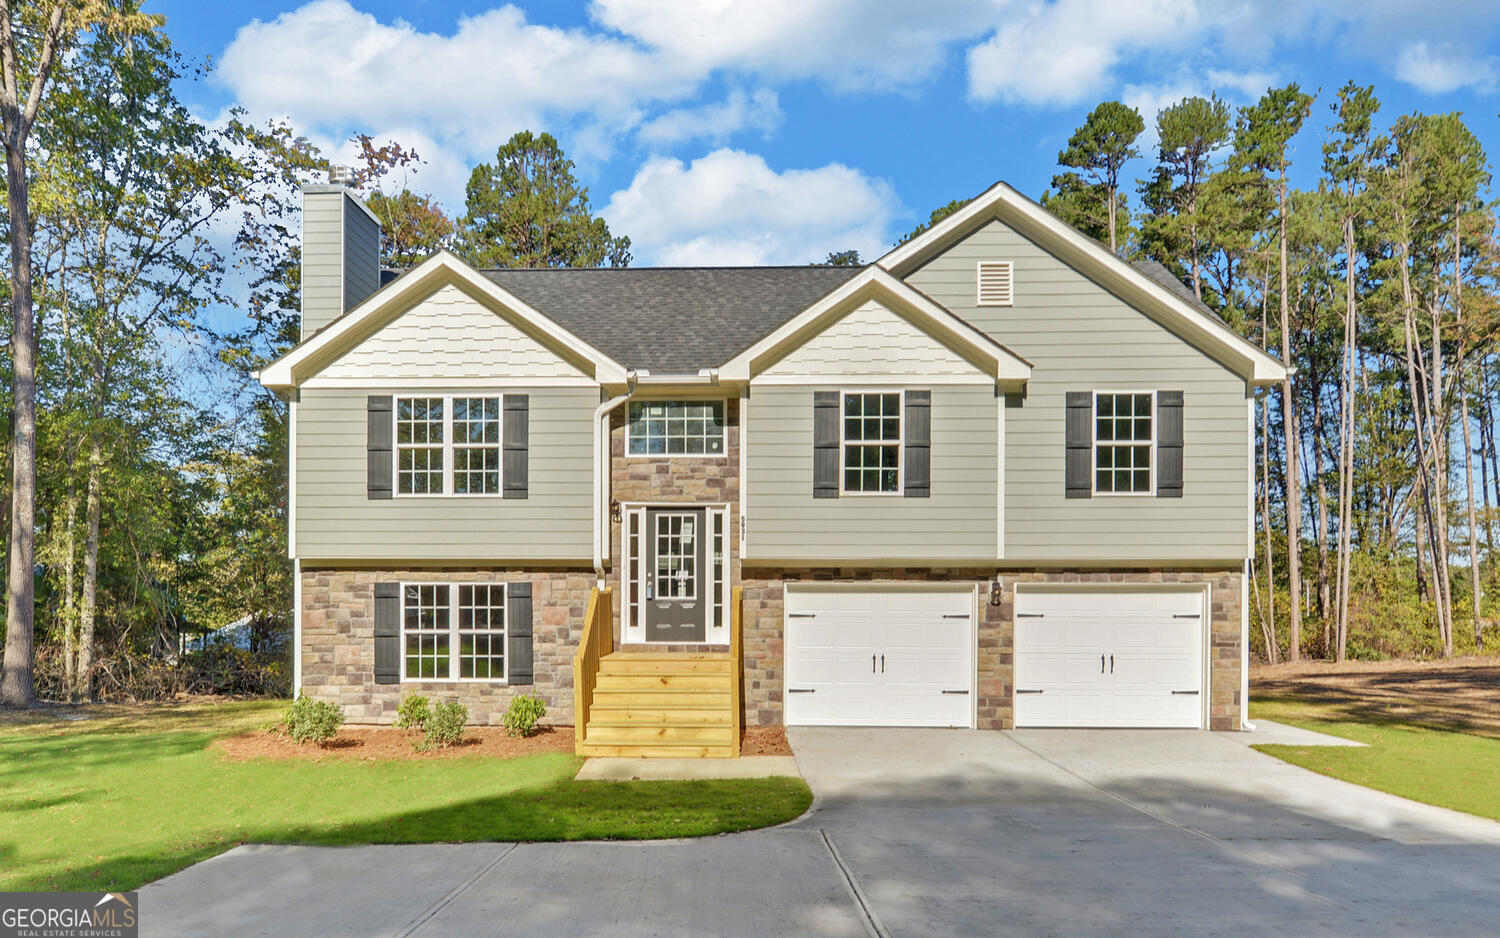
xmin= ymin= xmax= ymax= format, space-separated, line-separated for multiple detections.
xmin=645 ymin=508 xmax=707 ymax=642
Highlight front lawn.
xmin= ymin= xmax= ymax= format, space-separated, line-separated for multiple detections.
xmin=1252 ymin=664 xmax=1500 ymax=823
xmin=0 ymin=700 xmax=811 ymax=892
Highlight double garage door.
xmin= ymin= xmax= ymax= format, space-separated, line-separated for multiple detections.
xmin=783 ymin=585 xmax=1206 ymax=729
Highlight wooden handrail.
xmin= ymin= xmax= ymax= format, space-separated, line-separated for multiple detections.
xmin=730 ymin=586 xmax=743 ymax=757
xmin=573 ymin=587 xmax=613 ymax=754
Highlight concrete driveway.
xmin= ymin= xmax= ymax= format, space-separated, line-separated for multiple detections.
xmin=140 ymin=728 xmax=1500 ymax=937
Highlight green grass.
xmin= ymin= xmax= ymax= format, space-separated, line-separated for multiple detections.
xmin=1252 ymin=695 xmax=1500 ymax=822
xmin=0 ymin=701 xmax=812 ymax=892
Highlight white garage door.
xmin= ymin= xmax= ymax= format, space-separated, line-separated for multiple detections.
xmin=784 ymin=587 xmax=975 ymax=727
xmin=1014 ymin=589 xmax=1205 ymax=728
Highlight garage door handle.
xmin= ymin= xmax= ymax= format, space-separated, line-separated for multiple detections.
xmin=941 ymin=690 xmax=969 ymax=695
xmin=788 ymin=613 xmax=815 ymax=618
xmin=942 ymin=614 xmax=969 ymax=619
xmin=1173 ymin=613 xmax=1200 ymax=619
xmin=1016 ymin=689 xmax=1044 ymax=694
xmin=788 ymin=688 xmax=816 ymax=694
xmin=1017 ymin=613 xmax=1044 ymax=618
xmin=1101 ymin=654 xmax=1105 ymax=674
xmin=1171 ymin=690 xmax=1199 ymax=695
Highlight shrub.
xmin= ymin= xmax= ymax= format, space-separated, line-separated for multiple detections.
xmin=282 ymin=694 xmax=344 ymax=746
xmin=418 ymin=700 xmax=468 ymax=750
xmin=395 ymin=694 xmax=431 ymax=731
xmin=502 ymin=694 xmax=547 ymax=738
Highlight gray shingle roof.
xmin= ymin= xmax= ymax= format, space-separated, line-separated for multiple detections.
xmin=476 ymin=266 xmax=864 ymax=374
xmin=1130 ymin=260 xmax=1217 ymax=316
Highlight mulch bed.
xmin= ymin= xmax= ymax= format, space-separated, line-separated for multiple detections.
xmin=740 ymin=726 xmax=793 ymax=756
xmin=215 ymin=724 xmax=575 ymax=762
xmin=1253 ymin=656 xmax=1500 ymax=737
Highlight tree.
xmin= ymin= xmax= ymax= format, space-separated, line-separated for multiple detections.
xmin=456 ymin=130 xmax=630 ymax=268
xmin=1054 ymin=100 xmax=1143 ymax=255
xmin=816 ymin=249 xmax=862 ymax=266
xmin=897 ymin=198 xmax=971 ymax=245
xmin=366 ymin=190 xmax=454 ymax=266
xmin=1042 ymin=171 xmax=1131 ymax=248
xmin=1139 ymin=94 xmax=1232 ymax=299
xmin=1236 ymin=83 xmax=1315 ymax=660
xmin=0 ymin=0 xmax=157 ymax=706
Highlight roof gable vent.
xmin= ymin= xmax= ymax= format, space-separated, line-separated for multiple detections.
xmin=977 ymin=261 xmax=1014 ymax=306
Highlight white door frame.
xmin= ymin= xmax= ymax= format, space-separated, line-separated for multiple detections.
xmin=782 ymin=581 xmax=979 ymax=728
xmin=1012 ymin=582 xmax=1210 ymax=729
xmin=621 ymin=501 xmax=732 ymax=645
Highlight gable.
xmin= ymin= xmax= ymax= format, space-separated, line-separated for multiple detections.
xmin=312 ymin=283 xmax=588 ymax=384
xmin=758 ymin=297 xmax=993 ymax=384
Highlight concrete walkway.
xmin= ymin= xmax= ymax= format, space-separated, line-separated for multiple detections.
xmin=140 ymin=729 xmax=1500 ymax=937
xmin=575 ymin=755 xmax=801 ymax=780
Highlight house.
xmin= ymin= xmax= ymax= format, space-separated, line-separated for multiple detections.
xmin=259 ymin=177 xmax=1286 ymax=757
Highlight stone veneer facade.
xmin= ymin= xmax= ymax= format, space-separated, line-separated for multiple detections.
xmin=300 ymin=395 xmax=1244 ymax=731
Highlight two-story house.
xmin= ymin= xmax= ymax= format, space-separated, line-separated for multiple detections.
xmin=259 ymin=177 xmax=1285 ymax=756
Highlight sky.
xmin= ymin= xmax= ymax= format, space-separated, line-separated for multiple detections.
xmin=148 ymin=0 xmax=1500 ymax=267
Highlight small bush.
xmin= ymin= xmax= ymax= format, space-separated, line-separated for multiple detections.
xmin=395 ymin=694 xmax=431 ymax=730
xmin=282 ymin=694 xmax=344 ymax=746
xmin=503 ymin=694 xmax=547 ymax=738
xmin=417 ymin=699 xmax=468 ymax=750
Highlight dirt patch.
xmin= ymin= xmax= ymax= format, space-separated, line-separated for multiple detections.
xmin=740 ymin=725 xmax=792 ymax=757
xmin=216 ymin=724 xmax=576 ymax=762
xmin=1253 ymin=656 xmax=1500 ymax=737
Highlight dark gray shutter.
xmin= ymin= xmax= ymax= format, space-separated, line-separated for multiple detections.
xmin=904 ymin=390 xmax=931 ymax=497
xmin=1065 ymin=391 xmax=1092 ymax=499
xmin=367 ymin=396 xmax=393 ymax=499
xmin=813 ymin=391 xmax=839 ymax=499
xmin=507 ymin=581 xmax=533 ymax=685
xmin=374 ymin=582 xmax=400 ymax=684
xmin=1157 ymin=390 xmax=1184 ymax=498
xmin=503 ymin=394 xmax=529 ymax=499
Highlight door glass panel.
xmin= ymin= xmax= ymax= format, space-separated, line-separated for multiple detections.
xmin=655 ymin=513 xmax=697 ymax=600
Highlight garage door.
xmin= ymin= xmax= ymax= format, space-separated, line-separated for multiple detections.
xmin=1014 ymin=589 xmax=1204 ymax=728
xmin=784 ymin=587 xmax=975 ymax=727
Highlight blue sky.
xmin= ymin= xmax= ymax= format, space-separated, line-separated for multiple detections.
xmin=150 ymin=0 xmax=1500 ymax=266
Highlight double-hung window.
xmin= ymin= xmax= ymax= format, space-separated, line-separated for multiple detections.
xmin=1094 ymin=392 xmax=1154 ymax=494
xmin=395 ymin=395 xmax=502 ymax=495
xmin=403 ymin=583 xmax=507 ymax=680
xmin=842 ymin=391 xmax=901 ymax=494
xmin=627 ymin=400 xmax=726 ymax=456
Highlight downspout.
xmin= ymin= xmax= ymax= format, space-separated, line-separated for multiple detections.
xmin=593 ymin=372 xmax=637 ymax=586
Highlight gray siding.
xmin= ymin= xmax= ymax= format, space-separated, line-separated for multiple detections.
xmin=343 ymin=196 xmax=381 ymax=313
xmin=295 ymin=386 xmax=594 ymax=562
xmin=905 ymin=219 xmax=1250 ymax=563
xmin=744 ymin=384 xmax=998 ymax=564
xmin=300 ymin=188 xmax=344 ymax=338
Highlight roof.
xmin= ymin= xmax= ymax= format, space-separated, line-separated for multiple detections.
xmin=1130 ymin=259 xmax=1215 ymax=315
xmin=476 ymin=266 xmax=864 ymax=375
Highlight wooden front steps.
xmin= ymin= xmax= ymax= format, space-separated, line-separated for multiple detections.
xmin=578 ymin=652 xmax=738 ymax=758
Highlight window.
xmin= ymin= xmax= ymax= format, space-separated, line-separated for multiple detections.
xmin=977 ymin=260 xmax=1014 ymax=306
xmin=842 ymin=392 xmax=901 ymax=494
xmin=627 ymin=400 xmax=725 ymax=456
xmin=1095 ymin=392 xmax=1153 ymax=494
xmin=395 ymin=395 xmax=502 ymax=495
xmin=403 ymin=583 xmax=507 ymax=680
xmin=654 ymin=513 xmax=697 ymax=600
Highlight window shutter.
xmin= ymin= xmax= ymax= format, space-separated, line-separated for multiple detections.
xmin=812 ymin=391 xmax=839 ymax=499
xmin=374 ymin=582 xmax=400 ymax=684
xmin=977 ymin=261 xmax=1014 ymax=306
xmin=1157 ymin=390 xmax=1184 ymax=497
xmin=1065 ymin=391 xmax=1092 ymax=499
xmin=503 ymin=394 xmax=529 ymax=499
xmin=507 ymin=581 xmax=533 ymax=685
xmin=904 ymin=390 xmax=931 ymax=497
xmin=367 ymin=396 xmax=393 ymax=499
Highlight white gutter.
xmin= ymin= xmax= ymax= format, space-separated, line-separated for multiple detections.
xmin=593 ymin=372 xmax=638 ymax=585
xmin=1242 ymin=557 xmax=1255 ymax=731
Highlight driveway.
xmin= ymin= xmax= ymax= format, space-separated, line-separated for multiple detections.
xmin=140 ymin=729 xmax=1500 ymax=937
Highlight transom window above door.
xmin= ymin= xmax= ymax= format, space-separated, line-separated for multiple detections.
xmin=1095 ymin=392 xmax=1153 ymax=494
xmin=843 ymin=392 xmax=901 ymax=494
xmin=627 ymin=400 xmax=726 ymax=456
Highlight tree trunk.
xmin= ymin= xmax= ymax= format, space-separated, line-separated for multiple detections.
xmin=1454 ymin=207 xmax=1482 ymax=648
xmin=1258 ymin=275 xmax=1278 ymax=664
xmin=1 ymin=137 xmax=38 ymax=706
xmin=1313 ymin=370 xmax=1331 ymax=642
xmin=1277 ymin=167 xmax=1302 ymax=662
xmin=1106 ymin=182 xmax=1118 ymax=255
xmin=1428 ymin=303 xmax=1454 ymax=656
xmin=63 ymin=484 xmax=77 ymax=698
xmin=1334 ymin=217 xmax=1357 ymax=663
xmin=77 ymin=432 xmax=103 ymax=701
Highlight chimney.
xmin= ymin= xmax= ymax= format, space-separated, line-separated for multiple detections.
xmin=300 ymin=165 xmax=381 ymax=338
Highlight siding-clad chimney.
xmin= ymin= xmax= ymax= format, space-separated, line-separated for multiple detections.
xmin=301 ymin=170 xmax=381 ymax=338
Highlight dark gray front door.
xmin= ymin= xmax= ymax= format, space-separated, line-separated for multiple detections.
xmin=645 ymin=508 xmax=707 ymax=642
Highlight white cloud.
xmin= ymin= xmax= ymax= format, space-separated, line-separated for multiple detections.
xmin=1395 ymin=40 xmax=1500 ymax=94
xmin=602 ymin=149 xmax=899 ymax=266
xmin=1204 ymin=69 xmax=1277 ymax=101
xmin=966 ymin=0 xmax=1198 ymax=106
xmin=637 ymin=88 xmax=783 ymax=148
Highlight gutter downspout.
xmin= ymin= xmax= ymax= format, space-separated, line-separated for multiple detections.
xmin=594 ymin=373 xmax=637 ymax=586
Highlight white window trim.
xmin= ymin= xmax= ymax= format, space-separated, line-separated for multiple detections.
xmin=393 ymin=393 xmax=505 ymax=498
xmin=399 ymin=581 xmax=510 ymax=683
xmin=976 ymin=260 xmax=1014 ymax=307
xmin=625 ymin=397 xmax=730 ymax=460
xmin=621 ymin=502 xmax=732 ymax=645
xmin=839 ymin=389 xmax=904 ymax=497
xmin=1091 ymin=389 xmax=1157 ymax=497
